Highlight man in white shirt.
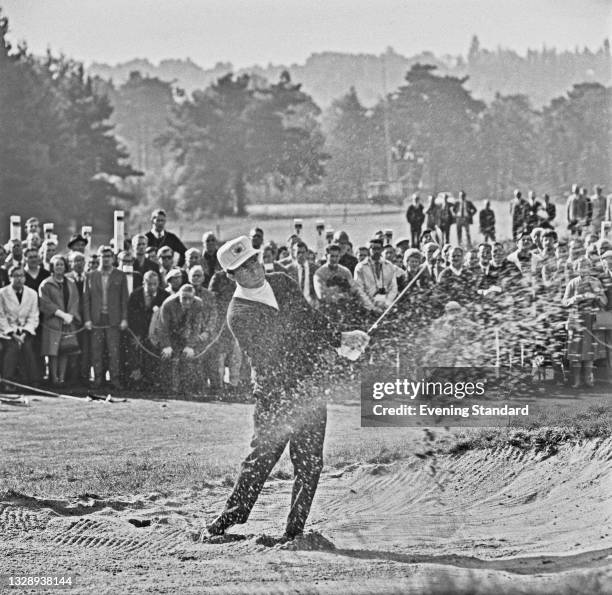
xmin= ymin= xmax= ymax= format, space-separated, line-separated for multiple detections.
xmin=354 ymin=238 xmax=398 ymax=312
xmin=0 ymin=265 xmax=40 ymax=385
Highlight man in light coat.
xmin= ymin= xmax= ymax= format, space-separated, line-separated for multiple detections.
xmin=354 ymin=238 xmax=398 ymax=312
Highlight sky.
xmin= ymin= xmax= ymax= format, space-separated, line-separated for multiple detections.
xmin=2 ymin=0 xmax=611 ymax=68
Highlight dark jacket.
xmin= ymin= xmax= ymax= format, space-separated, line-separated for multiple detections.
xmin=479 ymin=207 xmax=496 ymax=232
xmin=83 ymin=268 xmax=129 ymax=326
xmin=406 ymin=204 xmax=425 ymax=228
xmin=225 ymin=273 xmax=341 ymax=398
xmin=145 ymin=230 xmax=187 ymax=267
xmin=339 ymin=253 xmax=358 ymax=275
xmin=452 ymin=199 xmax=477 ymax=225
xmin=127 ymin=286 xmax=170 ymax=339
xmin=24 ymin=266 xmax=50 ymax=292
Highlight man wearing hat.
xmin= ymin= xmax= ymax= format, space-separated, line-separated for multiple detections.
xmin=67 ymin=233 xmax=88 ymax=254
xmin=201 ymin=235 xmax=368 ymax=542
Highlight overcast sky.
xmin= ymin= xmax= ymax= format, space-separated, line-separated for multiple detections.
xmin=3 ymin=0 xmax=611 ymax=68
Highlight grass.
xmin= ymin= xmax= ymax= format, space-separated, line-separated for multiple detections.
xmin=129 ymin=197 xmax=539 ymax=248
xmin=444 ymin=402 xmax=612 ymax=456
xmin=0 ymin=383 xmax=609 ymax=498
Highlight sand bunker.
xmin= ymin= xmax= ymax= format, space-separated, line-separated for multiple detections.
xmin=1 ymin=438 xmax=610 ymax=593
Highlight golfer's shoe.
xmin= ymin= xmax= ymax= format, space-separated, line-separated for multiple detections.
xmin=206 ymin=516 xmax=231 ymax=537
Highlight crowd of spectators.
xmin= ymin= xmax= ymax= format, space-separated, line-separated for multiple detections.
xmin=1 ymin=185 xmax=612 ymax=397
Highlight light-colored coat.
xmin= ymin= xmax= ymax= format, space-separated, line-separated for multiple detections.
xmin=353 ymin=258 xmax=398 ymax=309
xmin=0 ymin=285 xmax=39 ymax=337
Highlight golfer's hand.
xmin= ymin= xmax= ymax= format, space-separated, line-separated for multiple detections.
xmin=337 ymin=330 xmax=370 ymax=360
xmin=183 ymin=346 xmax=195 ymax=359
xmin=120 ymin=319 xmax=128 ymax=331
xmin=63 ymin=313 xmax=74 ymax=325
xmin=84 ymin=321 xmax=93 ymax=331
xmin=161 ymin=346 xmax=173 ymax=359
xmin=342 ymin=330 xmax=370 ymax=350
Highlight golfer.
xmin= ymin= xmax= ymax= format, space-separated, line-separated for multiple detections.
xmin=202 ymin=235 xmax=368 ymax=542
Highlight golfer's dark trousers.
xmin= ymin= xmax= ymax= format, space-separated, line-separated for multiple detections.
xmin=217 ymin=399 xmax=327 ymax=537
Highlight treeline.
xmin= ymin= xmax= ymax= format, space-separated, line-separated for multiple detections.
xmin=2 ymin=7 xmax=610 ymax=230
xmin=106 ymin=63 xmax=610 ymax=215
xmin=90 ymin=37 xmax=611 ymax=109
xmin=0 ymin=12 xmax=141 ymax=236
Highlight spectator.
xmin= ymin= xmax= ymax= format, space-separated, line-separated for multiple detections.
xmin=566 ymin=183 xmax=586 ymax=236
xmin=185 ymin=248 xmax=202 ymax=271
xmin=132 ymin=234 xmax=160 ymax=279
xmin=523 ymin=191 xmax=541 ymax=233
xmin=421 ymin=242 xmax=440 ymax=283
xmin=590 ymin=185 xmax=606 ymax=234
xmin=209 ymin=268 xmax=244 ymax=393
xmin=158 ymin=247 xmax=186 ymax=285
xmin=87 ymin=253 xmax=100 ymax=272
xmin=67 ymin=233 xmax=88 ymax=254
xmin=479 ymin=200 xmax=496 ymax=242
xmin=202 ymin=232 xmax=222 ymax=286
xmin=187 ymin=265 xmax=206 ymax=298
xmin=83 ymin=245 xmax=129 ymax=390
xmin=383 ymin=245 xmax=407 ymax=290
xmin=23 ymin=247 xmax=50 ymax=292
xmin=314 ymin=244 xmax=369 ymax=321
xmin=510 ymin=189 xmax=527 ymax=240
xmin=439 ymin=194 xmax=455 ymax=244
xmin=165 ymin=267 xmax=186 ymax=294
xmin=159 ymin=284 xmax=214 ymax=394
xmin=453 ymin=190 xmax=477 ymax=247
xmin=66 ymin=251 xmax=89 ymax=384
xmin=285 ymin=241 xmax=318 ymax=307
xmin=146 ymin=208 xmax=187 ymax=267
xmin=117 ymin=250 xmax=142 ymax=294
xmin=0 ymin=265 xmax=39 ymax=386
xmin=4 ymin=238 xmax=23 ymax=269
xmin=357 ymin=246 xmax=369 ymax=262
xmin=542 ymin=193 xmax=556 ymax=225
xmin=24 ymin=217 xmax=41 ymax=250
xmin=507 ymin=232 xmax=536 ymax=278
xmin=39 ymin=239 xmax=57 ymax=271
xmin=333 ymin=231 xmax=358 ymax=274
xmin=249 ymin=227 xmax=265 ymax=250
xmin=436 ymin=246 xmax=476 ymax=305
xmin=39 ymin=255 xmax=81 ymax=386
xmin=127 ymin=270 xmax=170 ymax=388
xmin=599 ymin=250 xmax=612 ymax=379
xmin=563 ymin=256 xmax=607 ymax=388
xmin=354 ymin=238 xmax=398 ymax=313
xmin=262 ymin=244 xmax=286 ymax=273
xmin=424 ymin=194 xmax=439 ymax=230
xmin=406 ymin=194 xmax=425 ymax=248
xmin=403 ymin=248 xmax=432 ymax=289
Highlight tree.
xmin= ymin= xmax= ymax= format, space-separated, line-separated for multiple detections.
xmin=323 ymin=87 xmax=375 ymax=201
xmin=0 ymin=10 xmax=141 ymax=235
xmin=109 ymin=71 xmax=176 ymax=173
xmin=162 ymin=71 xmax=328 ymax=216
xmin=378 ymin=64 xmax=486 ymax=193
xmin=538 ymin=83 xmax=611 ymax=193
xmin=479 ymin=94 xmax=539 ymax=198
